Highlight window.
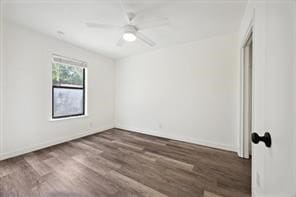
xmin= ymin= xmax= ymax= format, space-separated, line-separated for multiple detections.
xmin=52 ymin=54 xmax=87 ymax=119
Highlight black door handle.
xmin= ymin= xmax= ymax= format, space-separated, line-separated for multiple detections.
xmin=251 ymin=132 xmax=272 ymax=148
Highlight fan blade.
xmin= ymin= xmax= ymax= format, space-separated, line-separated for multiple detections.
xmin=86 ymin=22 xmax=121 ymax=30
xmin=116 ymin=37 xmax=125 ymax=47
xmin=137 ymin=18 xmax=169 ymax=30
xmin=119 ymin=0 xmax=131 ymax=24
xmin=135 ymin=32 xmax=156 ymax=47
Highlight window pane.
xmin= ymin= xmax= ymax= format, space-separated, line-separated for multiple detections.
xmin=52 ymin=63 xmax=84 ymax=87
xmin=53 ymin=88 xmax=84 ymax=117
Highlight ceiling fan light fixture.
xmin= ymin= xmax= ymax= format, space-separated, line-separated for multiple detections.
xmin=123 ymin=32 xmax=136 ymax=42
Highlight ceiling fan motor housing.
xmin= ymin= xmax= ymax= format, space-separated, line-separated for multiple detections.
xmin=124 ymin=25 xmax=137 ymax=34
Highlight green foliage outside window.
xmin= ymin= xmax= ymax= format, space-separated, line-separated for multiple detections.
xmin=52 ymin=63 xmax=83 ymax=86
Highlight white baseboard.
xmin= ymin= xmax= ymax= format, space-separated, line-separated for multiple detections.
xmin=115 ymin=125 xmax=235 ymax=152
xmin=0 ymin=125 xmax=113 ymax=161
xmin=0 ymin=125 xmax=236 ymax=161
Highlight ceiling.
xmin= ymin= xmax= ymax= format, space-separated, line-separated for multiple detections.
xmin=3 ymin=0 xmax=247 ymax=59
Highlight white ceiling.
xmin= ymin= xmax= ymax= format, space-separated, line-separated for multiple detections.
xmin=3 ymin=0 xmax=247 ymax=59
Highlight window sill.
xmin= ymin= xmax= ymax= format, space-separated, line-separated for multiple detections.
xmin=49 ymin=115 xmax=88 ymax=122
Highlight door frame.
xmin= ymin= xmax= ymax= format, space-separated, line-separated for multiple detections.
xmin=0 ymin=0 xmax=3 ymax=160
xmin=239 ymin=20 xmax=254 ymax=159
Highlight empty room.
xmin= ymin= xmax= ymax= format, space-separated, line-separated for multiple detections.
xmin=0 ymin=0 xmax=295 ymax=196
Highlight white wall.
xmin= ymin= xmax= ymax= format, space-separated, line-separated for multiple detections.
xmin=0 ymin=21 xmax=115 ymax=160
xmin=115 ymin=33 xmax=239 ymax=151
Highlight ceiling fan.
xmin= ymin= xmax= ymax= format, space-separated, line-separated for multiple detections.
xmin=85 ymin=0 xmax=169 ymax=47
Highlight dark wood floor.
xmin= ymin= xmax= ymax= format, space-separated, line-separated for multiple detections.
xmin=0 ymin=129 xmax=251 ymax=197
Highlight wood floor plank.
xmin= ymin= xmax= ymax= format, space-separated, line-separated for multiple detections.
xmin=144 ymin=151 xmax=194 ymax=171
xmin=204 ymin=191 xmax=222 ymax=197
xmin=0 ymin=161 xmax=12 ymax=178
xmin=108 ymin=170 xmax=167 ymax=197
xmin=0 ymin=128 xmax=251 ymax=197
xmin=24 ymin=153 xmax=52 ymax=176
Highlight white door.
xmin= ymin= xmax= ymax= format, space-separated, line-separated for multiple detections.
xmin=250 ymin=1 xmax=295 ymax=196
